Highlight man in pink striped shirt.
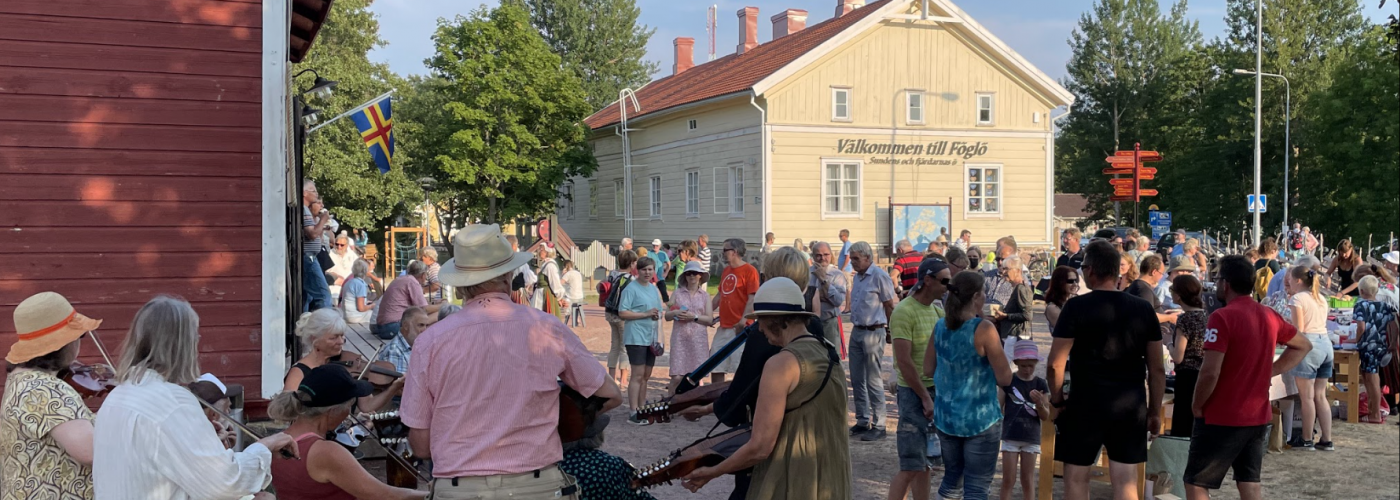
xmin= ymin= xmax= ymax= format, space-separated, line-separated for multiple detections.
xmin=403 ymin=225 xmax=622 ymax=499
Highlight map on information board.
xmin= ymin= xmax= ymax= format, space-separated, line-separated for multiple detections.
xmin=890 ymin=205 xmax=951 ymax=253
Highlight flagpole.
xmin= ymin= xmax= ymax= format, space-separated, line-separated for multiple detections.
xmin=307 ymin=89 xmax=396 ymax=134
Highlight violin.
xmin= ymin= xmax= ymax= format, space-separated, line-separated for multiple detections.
xmin=328 ymin=351 xmax=402 ymax=388
xmin=63 ymin=361 xmax=117 ymax=399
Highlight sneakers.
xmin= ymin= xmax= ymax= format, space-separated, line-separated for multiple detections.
xmin=1296 ymin=440 xmax=1314 ymax=451
xmin=1315 ymin=441 xmax=1335 ymax=451
xmin=849 ymin=423 xmax=873 ymax=435
xmin=627 ymin=413 xmax=650 ymax=426
xmin=860 ymin=428 xmax=888 ymax=442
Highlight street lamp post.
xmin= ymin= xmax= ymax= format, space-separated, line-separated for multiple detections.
xmin=1232 ymin=69 xmax=1290 ymax=234
xmin=1251 ymin=0 xmax=1262 ymax=247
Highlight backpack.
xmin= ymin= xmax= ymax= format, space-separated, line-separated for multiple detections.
xmin=1290 ymin=231 xmax=1304 ymax=250
xmin=1253 ymin=266 xmax=1274 ymax=301
xmin=600 ymin=272 xmax=633 ymax=314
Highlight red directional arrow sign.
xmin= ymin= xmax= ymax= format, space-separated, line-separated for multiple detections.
xmin=1103 ymin=143 xmax=1162 ymax=202
xmin=1102 ymin=167 xmax=1158 ymax=179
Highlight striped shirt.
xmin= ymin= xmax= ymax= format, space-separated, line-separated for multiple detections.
xmin=301 ymin=206 xmax=321 ymax=256
xmin=94 ymin=370 xmax=273 ymax=500
xmin=697 ymin=246 xmax=712 ymax=273
xmin=400 ymin=292 xmax=608 ymax=477
xmin=893 ymin=251 xmax=923 ymax=289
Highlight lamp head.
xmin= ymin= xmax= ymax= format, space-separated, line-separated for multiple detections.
xmin=308 ymin=76 xmax=338 ymax=99
xmin=301 ymin=105 xmax=322 ymax=127
xmin=1231 ymin=69 xmax=1253 ymax=76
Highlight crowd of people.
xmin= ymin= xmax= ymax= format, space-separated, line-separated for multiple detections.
xmin=4 ymin=215 xmax=1397 ymax=500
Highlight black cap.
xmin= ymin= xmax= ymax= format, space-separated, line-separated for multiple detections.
xmin=297 ymin=364 xmax=373 ymax=408
xmin=911 ymin=258 xmax=951 ymax=292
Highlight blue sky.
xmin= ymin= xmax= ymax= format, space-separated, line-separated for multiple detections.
xmin=369 ymin=0 xmax=1395 ymax=82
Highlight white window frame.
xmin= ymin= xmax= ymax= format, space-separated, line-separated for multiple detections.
xmin=588 ymin=179 xmax=598 ymax=219
xmin=613 ymin=179 xmax=625 ymax=218
xmin=820 ymin=158 xmax=862 ymax=219
xmin=687 ymin=119 xmax=698 ymax=131
xmin=712 ymin=167 xmax=730 ymax=214
xmin=976 ymin=92 xmax=995 ymax=126
xmin=685 ymin=170 xmax=700 ymax=217
xmin=964 ymin=163 xmax=1003 ymax=218
xmin=831 ymin=87 xmax=851 ymax=122
xmin=561 ymin=183 xmax=574 ymax=220
xmin=731 ymin=164 xmax=744 ymax=218
xmin=906 ymin=91 xmax=924 ymax=125
xmin=648 ymin=175 xmax=662 ymax=219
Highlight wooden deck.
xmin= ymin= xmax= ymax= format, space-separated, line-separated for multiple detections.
xmin=344 ymin=322 xmax=387 ymax=359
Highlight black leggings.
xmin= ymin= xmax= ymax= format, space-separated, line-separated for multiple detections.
xmin=1171 ymin=368 xmax=1199 ymax=438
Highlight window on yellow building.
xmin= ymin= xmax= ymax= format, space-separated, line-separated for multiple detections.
xmin=965 ymin=164 xmax=1001 ymax=215
xmin=832 ymin=87 xmax=851 ymax=122
xmin=907 ymin=91 xmax=924 ymax=124
xmin=822 ymin=160 xmax=861 ymax=217
xmin=976 ymin=93 xmax=994 ymax=125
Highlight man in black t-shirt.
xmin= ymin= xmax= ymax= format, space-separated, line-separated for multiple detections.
xmin=1056 ymin=227 xmax=1084 ymax=269
xmin=1047 ymin=240 xmax=1165 ymax=500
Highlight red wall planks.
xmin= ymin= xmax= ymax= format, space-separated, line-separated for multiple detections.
xmin=0 ymin=4 xmax=270 ymax=398
xmin=0 ymin=1 xmax=262 ymax=28
xmin=0 ymin=94 xmax=261 ymax=129
xmin=1 ymin=227 xmax=263 ymax=254
xmin=0 ymin=14 xmax=260 ymax=53
xmin=0 ymin=68 xmax=260 ymax=103
xmin=0 ymin=148 xmax=261 ymax=178
xmin=0 ymin=174 xmax=263 ymax=202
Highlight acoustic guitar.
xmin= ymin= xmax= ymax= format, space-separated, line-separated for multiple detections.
xmin=630 ymin=426 xmax=750 ymax=490
xmin=634 ymin=381 xmax=731 ymax=424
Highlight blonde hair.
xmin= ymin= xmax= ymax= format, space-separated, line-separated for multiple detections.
xmin=267 ymin=390 xmax=354 ymax=423
xmin=1184 ymin=238 xmax=1200 ymax=252
xmin=1289 ymin=265 xmax=1323 ymax=302
xmin=117 ymin=296 xmax=201 ymax=385
xmin=296 ymin=308 xmax=346 ymax=352
xmin=763 ymin=247 xmax=810 ymax=289
xmin=1359 ymin=275 xmax=1380 ymax=298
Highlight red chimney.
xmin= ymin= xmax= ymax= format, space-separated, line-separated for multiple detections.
xmin=835 ymin=0 xmax=866 ymax=17
xmin=771 ymin=9 xmax=808 ymax=39
xmin=673 ymin=37 xmax=695 ymax=75
xmin=736 ymin=7 xmax=759 ymax=54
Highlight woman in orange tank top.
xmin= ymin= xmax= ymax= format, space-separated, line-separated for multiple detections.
xmin=269 ymin=364 xmax=425 ymax=500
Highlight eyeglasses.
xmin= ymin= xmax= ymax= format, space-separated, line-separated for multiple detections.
xmin=335 ymin=244 xmax=347 ymax=248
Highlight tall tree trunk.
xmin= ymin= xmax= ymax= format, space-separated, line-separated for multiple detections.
xmin=488 ymin=195 xmax=499 ymax=224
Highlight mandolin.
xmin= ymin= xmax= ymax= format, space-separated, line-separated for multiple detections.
xmin=634 ymin=381 xmax=730 ymax=424
xmin=630 ymin=426 xmax=750 ymax=490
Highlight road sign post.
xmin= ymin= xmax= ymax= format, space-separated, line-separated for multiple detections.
xmin=1248 ymin=194 xmax=1267 ymax=213
xmin=1104 ymin=143 xmax=1162 ymax=227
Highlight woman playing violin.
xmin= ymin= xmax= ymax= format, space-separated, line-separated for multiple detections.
xmin=270 ymin=364 xmax=426 ymax=500
xmin=284 ymin=309 xmax=402 ymax=413
xmin=1 ymin=292 xmax=99 ymax=500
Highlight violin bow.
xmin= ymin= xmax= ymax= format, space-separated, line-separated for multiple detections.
xmin=195 ymin=398 xmax=298 ymax=460
xmin=357 ymin=342 xmax=390 ymax=381
xmin=344 ymin=412 xmax=433 ymax=486
xmin=84 ymin=330 xmax=116 ymax=370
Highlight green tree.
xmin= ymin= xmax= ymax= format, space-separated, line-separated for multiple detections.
xmin=295 ymin=0 xmax=421 ymax=231
xmin=510 ymin=0 xmax=658 ymax=110
xmin=1055 ymin=0 xmax=1206 ymax=229
xmin=426 ymin=4 xmax=596 ymax=224
xmin=1302 ymin=26 xmax=1399 ymax=242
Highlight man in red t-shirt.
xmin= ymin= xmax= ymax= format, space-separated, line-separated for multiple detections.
xmin=709 ymin=238 xmax=759 ymax=384
xmin=1184 ymin=255 xmax=1312 ymax=500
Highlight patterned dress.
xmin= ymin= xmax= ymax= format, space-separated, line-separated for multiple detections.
xmin=1354 ymin=299 xmax=1398 ymax=373
xmin=1 ymin=369 xmax=94 ymax=500
xmin=559 ymin=448 xmax=656 ymax=500
xmin=667 ymin=286 xmax=711 ymax=375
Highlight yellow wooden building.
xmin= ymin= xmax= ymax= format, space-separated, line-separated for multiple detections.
xmin=559 ymin=0 xmax=1073 ymax=254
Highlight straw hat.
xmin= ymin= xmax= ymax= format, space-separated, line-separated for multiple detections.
xmin=745 ymin=278 xmax=816 ymax=319
xmin=437 ymin=224 xmax=534 ymax=288
xmin=8 ymin=292 xmax=100 ymax=364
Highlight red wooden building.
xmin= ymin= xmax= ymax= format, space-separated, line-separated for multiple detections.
xmin=0 ymin=0 xmax=332 ymax=406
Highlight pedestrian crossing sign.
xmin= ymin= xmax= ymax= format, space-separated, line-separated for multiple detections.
xmin=1248 ymin=194 xmax=1267 ymax=213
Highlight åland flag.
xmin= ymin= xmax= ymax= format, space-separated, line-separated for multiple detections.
xmin=350 ymin=96 xmax=395 ymax=174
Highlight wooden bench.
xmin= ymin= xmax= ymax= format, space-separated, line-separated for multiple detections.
xmin=1327 ymin=349 xmax=1361 ymax=423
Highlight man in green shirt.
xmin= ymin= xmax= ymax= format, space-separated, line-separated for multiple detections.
xmin=888 ymin=258 xmax=952 ymax=500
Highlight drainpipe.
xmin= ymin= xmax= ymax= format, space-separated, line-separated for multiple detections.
xmin=1049 ymin=107 xmax=1072 ymax=251
xmin=749 ymin=93 xmax=769 ymax=246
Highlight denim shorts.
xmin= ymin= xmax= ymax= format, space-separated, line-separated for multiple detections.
xmin=1291 ymin=334 xmax=1334 ymax=379
xmin=896 ymin=385 xmax=933 ymax=471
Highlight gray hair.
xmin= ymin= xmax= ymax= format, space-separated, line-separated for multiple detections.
xmin=465 ymin=271 xmax=514 ymax=298
xmin=896 ymin=239 xmax=912 ymax=252
xmin=117 ymin=296 xmax=202 ymax=385
xmin=724 ymin=238 xmax=747 ymax=257
xmin=1295 ymin=255 xmax=1321 ymax=269
xmin=351 ymin=259 xmax=371 ymax=280
xmin=420 ymin=247 xmax=438 ymax=262
xmin=438 ymin=304 xmax=462 ymax=321
xmin=621 ymin=237 xmax=633 ymax=247
xmin=406 ymin=260 xmax=427 ymax=278
xmin=850 ymin=241 xmax=873 ymax=258
xmin=812 ymin=241 xmax=831 ymax=253
xmin=295 ymin=308 xmax=346 ymax=352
